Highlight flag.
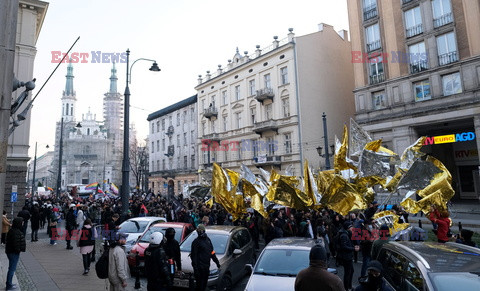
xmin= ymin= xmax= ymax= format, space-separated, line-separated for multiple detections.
xmin=85 ymin=182 xmax=99 ymax=190
xmin=97 ymin=188 xmax=104 ymax=194
xmin=110 ymin=183 xmax=119 ymax=195
xmin=140 ymin=203 xmax=148 ymax=214
xmin=47 ymin=187 xmax=54 ymax=191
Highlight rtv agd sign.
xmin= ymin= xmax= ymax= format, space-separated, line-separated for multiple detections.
xmin=423 ymin=132 xmax=476 ymax=145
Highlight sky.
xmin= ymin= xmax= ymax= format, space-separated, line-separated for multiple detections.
xmin=29 ymin=0 xmax=350 ymax=157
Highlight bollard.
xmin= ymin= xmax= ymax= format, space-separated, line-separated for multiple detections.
xmin=134 ymin=253 xmax=141 ymax=289
xmin=458 ymin=221 xmax=462 ymax=232
xmin=418 ymin=219 xmax=422 ymax=229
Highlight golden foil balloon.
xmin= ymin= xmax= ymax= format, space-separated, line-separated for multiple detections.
xmin=211 ymin=163 xmax=244 ymax=220
xmin=304 ymin=160 xmax=322 ymax=206
xmin=349 ymin=118 xmax=372 ymax=157
xmin=267 ymin=170 xmax=312 ymax=210
xmin=334 ymin=125 xmax=357 ymax=173
xmin=320 ymin=175 xmax=358 ymax=216
xmin=242 ymin=179 xmax=268 ymax=218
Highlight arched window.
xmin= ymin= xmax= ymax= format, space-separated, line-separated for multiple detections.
xmin=87 ymin=128 xmax=90 ymax=135
xmin=70 ymin=106 xmax=73 ymax=116
xmin=65 ymin=103 xmax=69 ymax=115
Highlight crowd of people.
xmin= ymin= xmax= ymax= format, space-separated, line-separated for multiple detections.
xmin=1 ymin=191 xmax=478 ymax=291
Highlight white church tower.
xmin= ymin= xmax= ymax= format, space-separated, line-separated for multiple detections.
xmin=62 ymin=61 xmax=76 ymax=122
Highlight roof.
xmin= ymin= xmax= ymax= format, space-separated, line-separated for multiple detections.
xmin=265 ymin=238 xmax=318 ymax=250
xmin=150 ymin=222 xmax=191 ymax=228
xmin=387 ymin=241 xmax=480 ymax=273
xmin=126 ymin=216 xmax=166 ymax=222
xmin=205 ymin=225 xmax=244 ymax=234
xmin=147 ymin=95 xmax=197 ymax=121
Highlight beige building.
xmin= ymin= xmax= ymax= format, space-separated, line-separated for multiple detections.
xmin=347 ymin=0 xmax=480 ymax=200
xmin=195 ymin=25 xmax=355 ymax=176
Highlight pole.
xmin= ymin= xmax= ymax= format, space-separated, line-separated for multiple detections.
xmin=56 ymin=118 xmax=64 ymax=199
xmin=121 ymin=49 xmax=130 ymax=218
xmin=32 ymin=142 xmax=37 ymax=196
xmin=322 ymin=112 xmax=331 ymax=170
xmin=103 ymin=137 xmax=106 ymax=192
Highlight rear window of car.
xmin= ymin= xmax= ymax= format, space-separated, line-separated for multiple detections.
xmin=119 ymin=220 xmax=149 ymax=233
xmin=254 ymin=249 xmax=309 ymax=276
xmin=429 ymin=273 xmax=480 ymax=291
xmin=180 ymin=232 xmax=229 ymax=255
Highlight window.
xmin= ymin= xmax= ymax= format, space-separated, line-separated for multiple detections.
xmin=378 ymin=249 xmax=408 ymax=290
xmin=156 ymin=121 xmax=160 ymax=132
xmin=191 ymin=130 xmax=195 ymax=143
xmin=432 ymin=0 xmax=453 ymax=27
xmin=156 ymin=160 xmax=159 ymax=172
xmin=191 ymin=108 xmax=195 ymax=121
xmin=177 ymin=180 xmax=181 ymax=192
xmin=211 ymin=95 xmax=216 ymax=108
xmin=224 ymin=149 xmax=228 ymax=162
xmin=176 ymin=134 xmax=180 ymax=146
xmin=66 ymin=103 xmax=69 ymax=116
xmin=184 ymin=156 xmax=187 ymax=169
xmin=235 ymin=112 xmax=242 ymax=129
xmin=265 ymin=103 xmax=273 ymax=120
xmin=169 ymin=116 xmax=172 ymax=126
xmin=201 ymin=122 xmax=206 ymax=136
xmin=162 ymin=139 xmax=165 ymax=151
xmin=363 ymin=0 xmax=377 ymax=20
xmin=250 ymin=107 xmax=256 ymax=124
xmin=151 ymin=123 xmax=154 ymax=134
xmin=442 ymin=72 xmax=462 ymax=96
xmin=161 ymin=119 xmax=165 ymax=130
xmin=156 ymin=140 xmax=160 ymax=152
xmin=151 ymin=142 xmax=154 ymax=153
xmin=372 ymin=91 xmax=387 ymax=109
xmin=252 ymin=140 xmax=258 ymax=157
xmin=264 ymin=74 xmax=271 ymax=89
xmin=177 ymin=156 xmax=180 ymax=169
xmin=249 ymin=80 xmax=256 ymax=96
xmin=222 ymin=91 xmax=227 ymax=105
xmin=408 ymin=42 xmax=427 ymax=73
xmin=183 ymin=133 xmax=187 ymax=145
xmin=369 ymin=57 xmax=384 ymax=84
xmin=414 ymin=80 xmax=431 ymax=102
xmin=437 ymin=32 xmax=458 ymax=65
xmin=404 ymin=7 xmax=423 ymax=37
xmin=191 ymin=155 xmax=195 ymax=169
xmin=162 ymin=159 xmax=166 ymax=170
xmin=280 ymin=67 xmax=288 ymax=85
xmin=238 ymin=143 xmax=242 ymax=160
xmin=404 ymin=262 xmax=424 ymax=290
xmin=211 ymin=120 xmax=215 ymax=132
xmin=176 ymin=113 xmax=180 ymax=126
xmin=201 ymin=99 xmax=205 ymax=111
xmin=235 ymin=85 xmax=241 ymax=101
xmin=365 ymin=24 xmax=381 ymax=52
xmin=267 ymin=137 xmax=275 ymax=155
xmin=203 ymin=149 xmax=208 ymax=164
xmin=284 ymin=133 xmax=292 ymax=154
xmin=281 ymin=97 xmax=290 ymax=117
xmin=223 ymin=115 xmax=228 ymax=131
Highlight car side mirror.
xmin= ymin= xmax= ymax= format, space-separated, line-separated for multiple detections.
xmin=233 ymin=249 xmax=242 ymax=256
xmin=245 ymin=264 xmax=253 ymax=275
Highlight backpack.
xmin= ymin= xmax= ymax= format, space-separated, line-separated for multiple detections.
xmin=95 ymin=247 xmax=109 ymax=279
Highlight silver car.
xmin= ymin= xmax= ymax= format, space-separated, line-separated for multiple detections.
xmin=174 ymin=225 xmax=255 ymax=290
xmin=117 ymin=216 xmax=166 ymax=252
xmin=245 ymin=238 xmax=338 ymax=291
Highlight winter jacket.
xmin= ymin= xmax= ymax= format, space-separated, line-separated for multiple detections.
xmin=2 ymin=215 xmax=11 ymax=234
xmin=17 ymin=209 xmax=31 ymax=222
xmin=5 ymin=218 xmax=26 ymax=254
xmin=295 ymin=261 xmax=345 ymax=291
xmin=429 ymin=210 xmax=450 ymax=242
xmin=76 ymin=209 xmax=85 ymax=228
xmin=164 ymin=238 xmax=182 ymax=271
xmin=78 ymin=225 xmax=95 ymax=247
xmin=108 ymin=244 xmax=130 ymax=285
xmin=144 ymin=244 xmax=172 ymax=288
xmin=66 ymin=209 xmax=77 ymax=230
xmin=336 ymin=229 xmax=354 ymax=261
xmin=190 ymin=234 xmax=220 ymax=270
xmin=30 ymin=207 xmax=40 ymax=230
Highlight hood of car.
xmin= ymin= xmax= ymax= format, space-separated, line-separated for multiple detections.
xmin=245 ymin=274 xmax=295 ymax=291
xmin=179 ymin=251 xmax=226 ymax=274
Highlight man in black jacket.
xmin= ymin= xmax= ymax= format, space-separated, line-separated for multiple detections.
xmin=336 ymin=221 xmax=357 ymax=291
xmin=30 ymin=204 xmax=40 ymax=242
xmin=163 ymin=227 xmax=182 ymax=275
xmin=65 ymin=204 xmax=77 ymax=250
xmin=145 ymin=232 xmax=172 ymax=291
xmin=5 ymin=217 xmax=26 ymax=290
xmin=17 ymin=206 xmax=30 ymax=236
xmin=190 ymin=224 xmax=220 ymax=291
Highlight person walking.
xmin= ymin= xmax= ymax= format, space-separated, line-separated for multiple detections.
xmin=65 ymin=204 xmax=77 ymax=250
xmin=48 ymin=207 xmax=59 ymax=245
xmin=145 ymin=232 xmax=172 ymax=291
xmin=30 ymin=204 xmax=40 ymax=242
xmin=336 ymin=221 xmax=356 ymax=291
xmin=163 ymin=227 xmax=182 ymax=276
xmin=78 ymin=218 xmax=96 ymax=275
xmin=5 ymin=217 xmax=26 ymax=290
xmin=190 ymin=224 xmax=220 ymax=291
xmin=108 ymin=232 xmax=130 ymax=291
xmin=2 ymin=210 xmax=12 ymax=245
xmin=295 ymin=244 xmax=345 ymax=291
xmin=17 ymin=206 xmax=30 ymax=236
xmin=76 ymin=204 xmax=86 ymax=230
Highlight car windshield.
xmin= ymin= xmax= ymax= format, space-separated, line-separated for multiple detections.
xmin=140 ymin=226 xmax=182 ymax=243
xmin=254 ymin=249 xmax=309 ymax=276
xmin=180 ymin=232 xmax=228 ymax=255
xmin=118 ymin=220 xmax=149 ymax=233
xmin=429 ymin=272 xmax=480 ymax=291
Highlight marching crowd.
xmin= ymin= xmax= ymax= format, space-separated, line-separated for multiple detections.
xmin=1 ymin=192 xmax=478 ymax=291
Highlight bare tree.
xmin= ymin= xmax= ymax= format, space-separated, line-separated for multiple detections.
xmin=130 ymin=137 xmax=149 ymax=192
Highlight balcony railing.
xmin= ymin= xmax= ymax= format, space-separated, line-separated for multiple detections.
xmin=410 ymin=59 xmax=429 ymax=73
xmin=363 ymin=4 xmax=378 ymax=21
xmin=438 ymin=51 xmax=458 ymax=66
xmin=369 ymin=72 xmax=385 ymax=85
xmin=253 ymin=120 xmax=278 ymax=136
xmin=255 ymin=88 xmax=275 ymax=104
xmin=203 ymin=106 xmax=218 ymax=119
xmin=165 ymin=145 xmax=175 ymax=157
xmin=253 ymin=155 xmax=281 ymax=166
xmin=367 ymin=40 xmax=381 ymax=52
xmin=202 ymin=132 xmax=221 ymax=142
xmin=433 ymin=12 xmax=453 ymax=28
xmin=402 ymin=0 xmax=414 ymax=4
xmin=406 ymin=24 xmax=423 ymax=38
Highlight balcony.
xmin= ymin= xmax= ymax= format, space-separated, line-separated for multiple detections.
xmin=363 ymin=4 xmax=378 ymax=21
xmin=203 ymin=106 xmax=218 ymax=120
xmin=166 ymin=125 xmax=174 ymax=136
xmin=253 ymin=155 xmax=281 ymax=167
xmin=369 ymin=72 xmax=385 ymax=85
xmin=438 ymin=51 xmax=458 ymax=66
xmin=165 ymin=145 xmax=174 ymax=157
xmin=367 ymin=40 xmax=381 ymax=52
xmin=406 ymin=24 xmax=423 ymax=38
xmin=255 ymin=88 xmax=274 ymax=104
xmin=202 ymin=132 xmax=221 ymax=143
xmin=158 ymin=170 xmax=175 ymax=179
xmin=402 ymin=0 xmax=414 ymax=4
xmin=410 ymin=59 xmax=428 ymax=74
xmin=253 ymin=120 xmax=278 ymax=136
xmin=433 ymin=12 xmax=453 ymax=28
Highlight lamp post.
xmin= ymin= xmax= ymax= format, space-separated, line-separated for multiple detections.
xmin=56 ymin=119 xmax=81 ymax=199
xmin=121 ymin=49 xmax=160 ymax=218
xmin=316 ymin=112 xmax=334 ymax=170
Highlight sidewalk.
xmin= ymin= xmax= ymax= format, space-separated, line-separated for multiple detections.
xmin=0 ymin=245 xmax=20 ymax=290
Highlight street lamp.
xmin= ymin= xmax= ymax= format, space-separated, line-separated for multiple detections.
xmin=31 ymin=142 xmax=49 ymax=195
xmin=56 ymin=119 xmax=81 ymax=199
xmin=317 ymin=112 xmax=334 ymax=170
xmin=121 ymin=49 xmax=160 ymax=218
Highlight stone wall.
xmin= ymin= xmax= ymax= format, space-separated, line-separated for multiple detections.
xmin=3 ymin=165 xmax=27 ymax=218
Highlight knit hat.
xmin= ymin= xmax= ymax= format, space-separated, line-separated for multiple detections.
xmin=367 ymin=260 xmax=383 ymax=273
xmin=197 ymin=224 xmax=206 ymax=232
xmin=309 ymin=244 xmax=327 ymax=263
xmin=343 ymin=221 xmax=353 ymax=230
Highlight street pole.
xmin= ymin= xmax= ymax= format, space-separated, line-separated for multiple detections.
xmin=322 ymin=112 xmax=331 ymax=170
xmin=56 ymin=117 xmax=64 ymax=199
xmin=32 ymin=142 xmax=37 ymax=196
xmin=121 ymin=49 xmax=131 ymax=218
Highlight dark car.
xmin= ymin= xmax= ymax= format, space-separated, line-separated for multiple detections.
xmin=377 ymin=241 xmax=480 ymax=290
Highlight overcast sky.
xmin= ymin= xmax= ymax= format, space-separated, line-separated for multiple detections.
xmin=29 ymin=0 xmax=349 ymax=157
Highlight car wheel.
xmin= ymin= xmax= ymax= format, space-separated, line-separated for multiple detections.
xmin=220 ymin=273 xmax=233 ymax=291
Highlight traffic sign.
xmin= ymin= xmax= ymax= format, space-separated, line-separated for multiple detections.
xmin=11 ymin=185 xmax=18 ymax=203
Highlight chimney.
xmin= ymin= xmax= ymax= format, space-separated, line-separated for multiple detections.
xmin=318 ymin=23 xmax=324 ymax=32
xmin=337 ymin=29 xmax=349 ymax=41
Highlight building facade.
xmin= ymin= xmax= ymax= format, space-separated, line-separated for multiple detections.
xmin=195 ymin=25 xmax=355 ymax=177
xmin=347 ymin=0 xmax=480 ymax=200
xmin=147 ymin=95 xmax=198 ymax=196
xmin=27 ymin=150 xmax=54 ymax=191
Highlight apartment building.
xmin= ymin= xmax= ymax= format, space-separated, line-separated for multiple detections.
xmin=347 ymin=0 xmax=480 ymax=200
xmin=195 ymin=25 xmax=355 ymax=176
xmin=147 ymin=95 xmax=198 ymax=196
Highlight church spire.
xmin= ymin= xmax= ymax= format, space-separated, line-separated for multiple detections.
xmin=109 ymin=62 xmax=118 ymax=93
xmin=65 ymin=60 xmax=74 ymax=96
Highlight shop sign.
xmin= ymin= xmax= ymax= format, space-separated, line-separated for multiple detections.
xmin=423 ymin=132 xmax=476 ymax=145
xmin=454 ymin=149 xmax=478 ymax=159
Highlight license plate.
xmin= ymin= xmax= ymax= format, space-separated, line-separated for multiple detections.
xmin=173 ymin=279 xmax=190 ymax=288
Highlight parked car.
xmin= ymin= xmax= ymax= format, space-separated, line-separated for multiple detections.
xmin=127 ymin=222 xmax=193 ymax=269
xmin=244 ymin=237 xmax=337 ymax=291
xmin=118 ymin=216 xmax=166 ymax=252
xmin=173 ymin=225 xmax=256 ymax=290
xmin=376 ymin=241 xmax=480 ymax=290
